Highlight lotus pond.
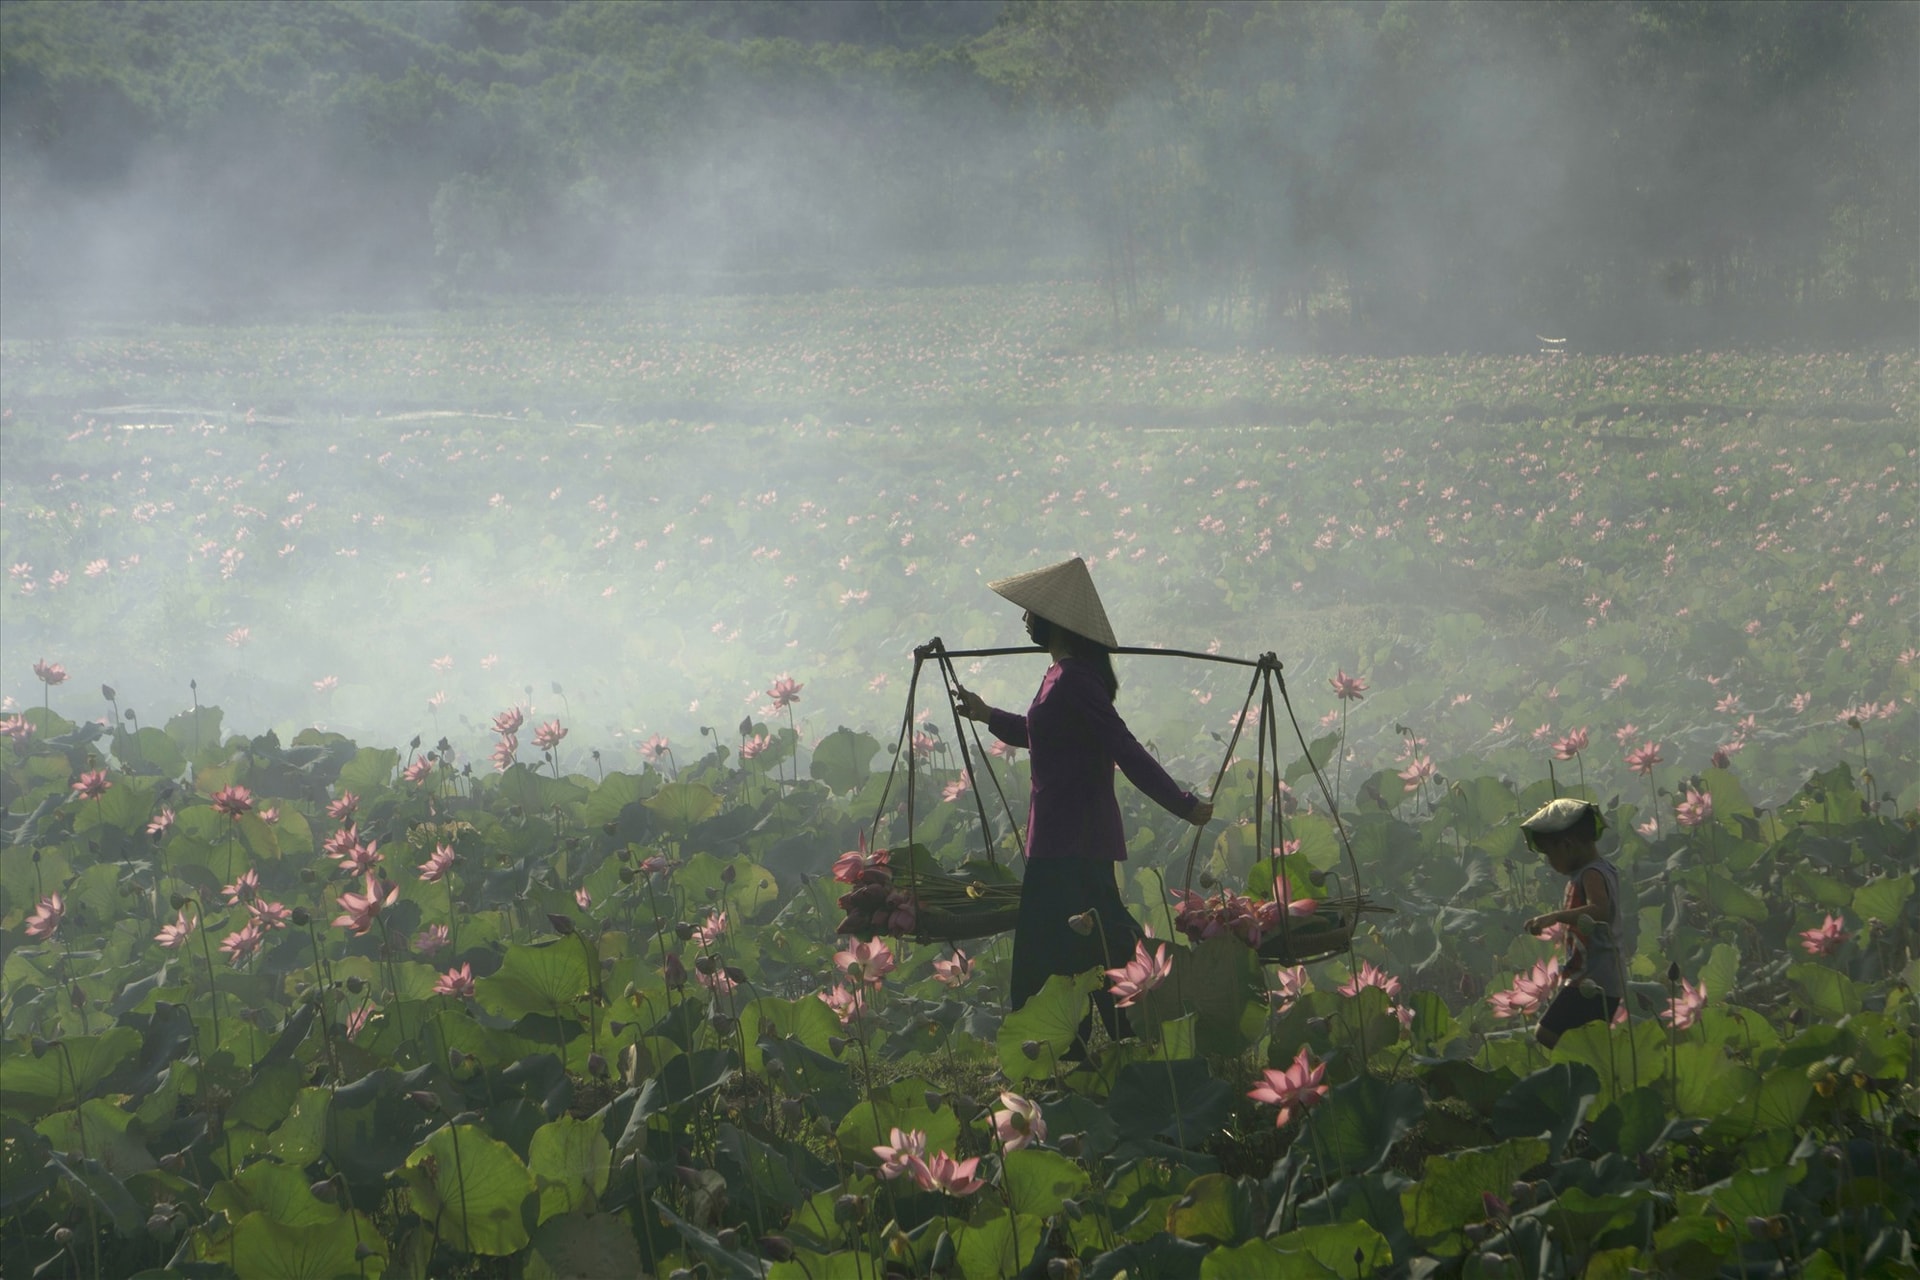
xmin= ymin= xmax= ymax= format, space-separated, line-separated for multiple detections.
xmin=0 ymin=289 xmax=1915 ymax=1278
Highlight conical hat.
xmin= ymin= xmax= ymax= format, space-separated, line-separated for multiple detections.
xmin=988 ymin=557 xmax=1118 ymax=649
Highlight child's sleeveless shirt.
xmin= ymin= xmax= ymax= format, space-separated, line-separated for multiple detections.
xmin=1561 ymin=857 xmax=1624 ymax=997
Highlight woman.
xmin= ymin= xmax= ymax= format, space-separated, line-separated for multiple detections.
xmin=953 ymin=557 xmax=1213 ymax=1053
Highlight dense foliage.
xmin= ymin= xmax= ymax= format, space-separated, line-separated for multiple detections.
xmin=2 ymin=0 xmax=1914 ymax=346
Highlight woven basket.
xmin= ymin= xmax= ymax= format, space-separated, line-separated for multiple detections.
xmin=1254 ymin=903 xmax=1364 ymax=964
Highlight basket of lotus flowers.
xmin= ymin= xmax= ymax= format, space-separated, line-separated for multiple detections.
xmin=1169 ymin=885 xmax=1383 ymax=965
xmin=832 ymin=838 xmax=1021 ymax=944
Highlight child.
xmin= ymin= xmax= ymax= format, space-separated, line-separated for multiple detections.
xmin=1521 ymin=798 xmax=1625 ymax=1047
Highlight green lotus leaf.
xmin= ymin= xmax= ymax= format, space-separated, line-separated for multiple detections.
xmin=1165 ymin=1171 xmax=1255 ymax=1245
xmin=1002 ymin=1147 xmax=1089 ymax=1219
xmin=644 ymin=782 xmax=722 ymax=833
xmin=740 ymin=994 xmax=841 ymax=1070
xmin=528 ymin=1114 xmax=611 ymax=1223
xmin=207 ymin=1160 xmax=342 ymax=1227
xmin=404 ymin=1123 xmax=536 ymax=1256
xmin=1107 ymin=1059 xmax=1233 ymax=1147
xmin=477 ymin=940 xmax=592 ymax=1020
xmin=1491 ymin=1061 xmax=1600 ymax=1159
xmin=1671 ymin=1042 xmax=1758 ymax=1120
xmin=1299 ymin=1074 xmax=1424 ymax=1177
xmin=996 ymin=969 xmax=1102 ymax=1081
xmin=1400 ymin=1137 xmax=1549 ymax=1250
xmin=0 ymin=1028 xmax=141 ymax=1116
xmin=833 ymin=1075 xmax=957 ymax=1165
xmin=35 ymin=1098 xmax=156 ymax=1178
xmin=217 ymin=1209 xmax=385 ymax=1279
xmin=1588 ymin=1087 xmax=1676 ymax=1158
xmin=810 ymin=727 xmax=881 ymax=794
xmin=1261 ymin=1221 xmax=1394 ymax=1276
xmin=524 ymin=1212 xmax=644 ymax=1280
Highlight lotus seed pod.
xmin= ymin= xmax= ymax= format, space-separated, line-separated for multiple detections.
xmin=1058 ymin=1133 xmax=1083 ymax=1158
xmin=780 ymin=1098 xmax=804 ymax=1124
xmin=1060 ymin=1197 xmax=1084 ymax=1220
xmin=675 ymin=921 xmax=696 ymax=940
xmin=1463 ymin=1223 xmax=1493 ymax=1245
xmin=290 ymin=906 xmax=311 ymax=927
xmin=54 ymin=1227 xmax=73 ymax=1245
xmin=408 ymin=1090 xmax=439 ymax=1112
xmin=1479 ymin=1254 xmax=1509 ymax=1277
xmin=924 ymin=1089 xmax=945 ymax=1111
xmin=758 ymin=1236 xmax=794 ymax=1262
xmin=588 ymin=1052 xmax=608 ymax=1079
xmin=345 ymin=975 xmax=365 ymax=995
xmin=1067 ymin=911 xmax=1094 ymax=936
xmin=1307 ymin=868 xmax=1328 ymax=886
xmin=1047 ymin=1258 xmax=1081 ymax=1279
xmin=311 ymin=1178 xmax=339 ymax=1203
xmin=1022 ymin=1040 xmax=1043 ymax=1060
xmin=1746 ymin=1216 xmax=1772 ymax=1240
xmin=170 ymin=893 xmax=190 ymax=911
xmin=828 ymin=1035 xmax=848 ymax=1056
xmin=715 ymin=1227 xmax=739 ymax=1250
xmin=834 ymin=1193 xmax=865 ymax=1224
xmin=710 ymin=1013 xmax=737 ymax=1036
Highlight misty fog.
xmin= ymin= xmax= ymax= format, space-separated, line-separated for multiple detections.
xmin=2 ymin=0 xmax=1914 ymax=802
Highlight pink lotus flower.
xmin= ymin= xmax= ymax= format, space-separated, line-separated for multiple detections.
xmin=912 ymin=1150 xmax=985 ymax=1197
xmin=223 ymin=868 xmax=260 ymax=905
xmin=1270 ymin=965 xmax=1308 ymax=1012
xmin=333 ymin=873 xmax=398 ymax=935
xmin=71 ymin=771 xmax=111 ymax=800
xmin=211 ymin=785 xmax=254 ymax=819
xmin=336 ymin=838 xmax=383 ymax=877
xmin=1489 ymin=959 xmax=1560 ymax=1020
xmin=1661 ymin=977 xmax=1707 ymax=1030
xmin=1338 ymin=960 xmax=1402 ymax=999
xmin=823 ymin=982 xmax=866 ymax=1024
xmin=25 ymin=893 xmax=64 ymax=940
xmin=415 ymin=924 xmax=451 ymax=956
xmin=767 ymin=675 xmax=803 ymax=710
xmin=1329 ymin=670 xmax=1367 ymax=702
xmin=941 ymin=771 xmax=971 ymax=803
xmin=696 ymin=966 xmax=737 ymax=997
xmin=739 ymin=733 xmax=770 ymax=760
xmin=326 ymin=793 xmax=359 ymax=821
xmin=434 ymin=963 xmax=476 ymax=999
xmin=1799 ymin=914 xmax=1848 ymax=957
xmin=835 ymin=937 xmax=897 ymax=985
xmin=574 ymin=886 xmax=592 ymax=911
xmin=345 ymin=1003 xmax=376 ymax=1039
xmin=872 ymin=1127 xmax=927 ymax=1180
xmin=155 ymin=911 xmax=196 ymax=949
xmin=402 ymin=757 xmax=432 ymax=786
xmin=0 ymin=715 xmax=34 ymax=743
xmin=420 ymin=844 xmax=456 ymax=883
xmin=147 ymin=807 xmax=175 ymax=836
xmin=250 ymin=900 xmax=292 ymax=929
xmin=931 ymin=950 xmax=973 ymax=987
xmin=639 ymin=734 xmax=670 ymax=763
xmin=1625 ymin=743 xmax=1663 ymax=776
xmin=534 ymin=720 xmax=567 ymax=752
xmin=490 ymin=736 xmax=519 ymax=772
xmin=1397 ymin=756 xmax=1436 ymax=790
xmin=1674 ymin=788 xmax=1713 ymax=828
xmin=692 ymin=911 xmax=726 ymax=948
xmin=221 ymin=922 xmax=266 ymax=966
xmin=1247 ymin=1046 xmax=1330 ymax=1127
xmin=33 ymin=659 xmax=67 ymax=686
xmin=1105 ymin=938 xmax=1174 ymax=1008
xmin=1551 ymin=727 xmax=1590 ymax=761
xmin=993 ymin=1092 xmax=1046 ymax=1151
xmin=491 ymin=707 xmax=525 ymax=737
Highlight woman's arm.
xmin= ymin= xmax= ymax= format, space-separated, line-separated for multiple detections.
xmin=1059 ymin=667 xmax=1207 ymax=822
xmin=955 ymin=687 xmax=1028 ymax=748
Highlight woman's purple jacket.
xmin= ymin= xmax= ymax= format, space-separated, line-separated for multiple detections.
xmin=987 ymin=659 xmax=1198 ymax=862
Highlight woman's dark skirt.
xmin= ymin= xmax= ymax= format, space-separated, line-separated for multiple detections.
xmin=1010 ymin=856 xmax=1143 ymax=1050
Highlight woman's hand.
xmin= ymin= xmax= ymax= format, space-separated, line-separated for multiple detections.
xmin=1188 ymin=798 xmax=1214 ymax=825
xmin=952 ymin=688 xmax=990 ymax=723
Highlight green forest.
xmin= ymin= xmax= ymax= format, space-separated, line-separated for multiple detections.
xmin=2 ymin=0 xmax=1915 ymax=347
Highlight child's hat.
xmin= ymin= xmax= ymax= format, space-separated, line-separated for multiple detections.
xmin=1521 ymin=797 xmax=1606 ymax=841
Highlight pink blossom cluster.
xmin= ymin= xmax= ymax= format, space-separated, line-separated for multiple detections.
xmin=1169 ymin=886 xmax=1317 ymax=949
xmin=832 ymin=840 xmax=916 ymax=938
xmin=490 ymin=707 xmax=524 ymax=772
xmin=871 ymin=1128 xmax=984 ymax=1196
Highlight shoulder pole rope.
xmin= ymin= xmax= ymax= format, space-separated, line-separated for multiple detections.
xmin=863 ymin=647 xmax=927 ymax=898
xmin=1179 ymin=654 xmax=1273 ymax=897
xmin=917 ymin=638 xmax=1023 ymax=867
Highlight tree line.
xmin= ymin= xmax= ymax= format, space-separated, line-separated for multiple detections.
xmin=1 ymin=0 xmax=1912 ymax=350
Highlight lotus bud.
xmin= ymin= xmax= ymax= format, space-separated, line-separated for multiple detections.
xmin=663 ymin=953 xmax=686 ymax=988
xmin=721 ymin=864 xmax=736 ymax=884
xmin=69 ymin=984 xmax=85 ymax=1011
xmin=1508 ymin=1181 xmax=1533 ymax=1209
xmin=1481 ymin=1190 xmax=1509 ymax=1219
xmin=715 ymin=1227 xmax=739 ymax=1250
xmin=1067 ymin=911 xmax=1095 ymax=936
xmin=1666 ymin=960 xmax=1682 ymax=983
xmin=30 ymin=1036 xmax=49 ymax=1058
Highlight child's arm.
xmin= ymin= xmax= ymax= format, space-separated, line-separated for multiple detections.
xmin=1524 ymin=867 xmax=1614 ymax=935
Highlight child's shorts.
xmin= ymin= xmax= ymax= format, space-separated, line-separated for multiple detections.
xmin=1539 ymin=986 xmax=1621 ymax=1037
